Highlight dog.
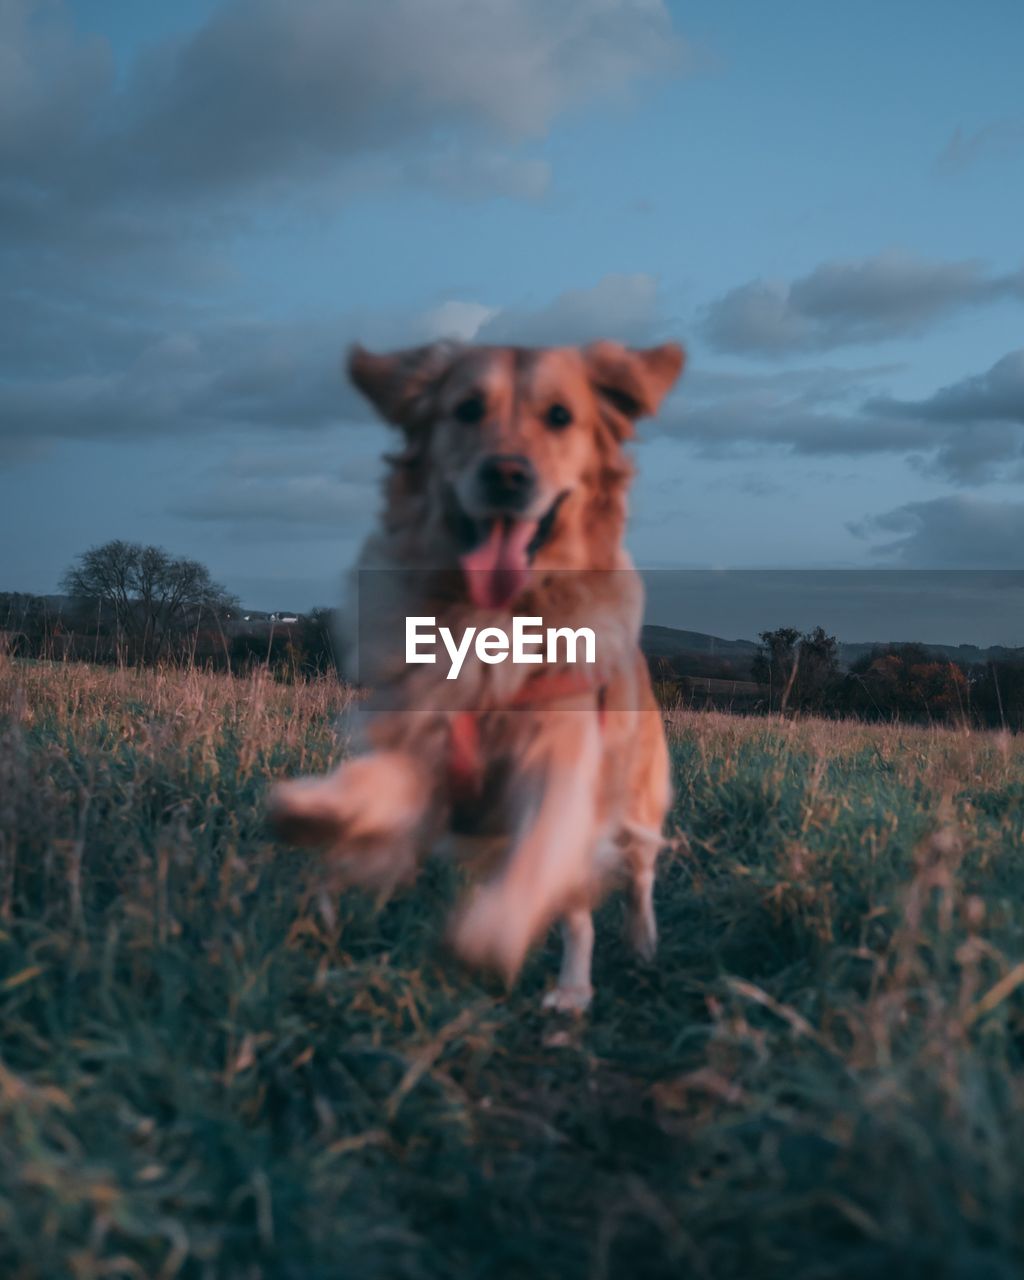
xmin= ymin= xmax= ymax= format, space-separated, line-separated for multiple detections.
xmin=269 ymin=338 xmax=685 ymax=1010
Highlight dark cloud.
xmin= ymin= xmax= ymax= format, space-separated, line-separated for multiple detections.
xmin=119 ymin=0 xmax=682 ymax=196
xmin=0 ymin=299 xmax=468 ymax=454
xmin=673 ymin=401 xmax=929 ymax=459
xmin=0 ymin=1 xmax=685 ymax=473
xmin=703 ymin=252 xmax=1024 ymax=356
xmin=850 ymin=495 xmax=1024 ymax=568
xmin=171 ymin=474 xmax=379 ymax=531
xmin=649 ymin=352 xmax=1024 ymax=485
xmin=684 ymin=362 xmax=905 ymax=403
xmin=0 ymin=0 xmax=682 ymax=264
xmin=124 ymin=274 xmax=673 ymax=543
xmin=165 ymin=438 xmax=387 ymax=555
xmin=866 ymin=350 xmax=1024 ymax=484
xmin=0 ymin=275 xmax=675 ymax=457
xmin=654 ymin=361 xmax=920 ymax=455
xmin=870 ymin=349 xmax=1024 ymax=425
xmin=0 ymin=321 xmax=368 ymax=447
xmin=7 ymin=269 xmax=1023 ymax=493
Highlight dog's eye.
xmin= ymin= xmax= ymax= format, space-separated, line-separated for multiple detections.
xmin=546 ymin=403 xmax=573 ymax=430
xmin=454 ymin=394 xmax=486 ymax=425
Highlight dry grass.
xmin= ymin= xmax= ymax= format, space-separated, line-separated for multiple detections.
xmin=2 ymin=657 xmax=1024 ymax=1278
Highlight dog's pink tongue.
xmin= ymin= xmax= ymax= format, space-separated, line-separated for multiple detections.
xmin=460 ymin=518 xmax=538 ymax=608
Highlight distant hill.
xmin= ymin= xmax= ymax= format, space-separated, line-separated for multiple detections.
xmin=640 ymin=625 xmax=759 ymax=688
xmin=837 ymin=639 xmax=1024 ymax=668
xmin=640 ymin=623 xmax=1024 ymax=683
xmin=641 ymin=624 xmax=758 ymax=660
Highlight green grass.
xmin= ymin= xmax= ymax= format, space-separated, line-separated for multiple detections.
xmin=2 ymin=658 xmax=1024 ymax=1279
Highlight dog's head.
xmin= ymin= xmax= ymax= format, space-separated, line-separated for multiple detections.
xmin=349 ymin=339 xmax=684 ymax=607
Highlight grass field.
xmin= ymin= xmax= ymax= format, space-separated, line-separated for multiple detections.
xmin=2 ymin=657 xmax=1024 ymax=1279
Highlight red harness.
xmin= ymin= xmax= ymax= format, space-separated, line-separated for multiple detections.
xmin=448 ymin=669 xmax=607 ymax=803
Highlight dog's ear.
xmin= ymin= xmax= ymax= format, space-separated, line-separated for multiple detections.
xmin=583 ymin=341 xmax=685 ymax=437
xmin=347 ymin=341 xmax=462 ymax=427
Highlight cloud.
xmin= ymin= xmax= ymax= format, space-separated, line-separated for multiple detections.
xmin=870 ymin=349 xmax=1024 ymax=425
xmin=683 ymin=362 xmax=903 ymax=406
xmin=0 ymin=1 xmax=112 ymax=177
xmin=6 ymin=270 xmax=1023 ymax=493
xmin=0 ymin=0 xmax=683 ymax=265
xmin=652 ymin=352 xmax=1024 ymax=486
xmin=167 ymin=438 xmax=387 ymax=547
xmin=654 ymin=361 xmax=918 ymax=454
xmin=0 ymin=1 xmax=686 ymax=467
xmin=0 ymin=304 xmax=440 ymax=453
xmin=171 ymin=474 xmax=379 ymax=531
xmin=866 ymin=350 xmax=1024 ymax=483
xmin=478 ymin=273 xmax=668 ymax=346
xmin=935 ymin=118 xmax=1024 ymax=175
xmin=668 ymin=402 xmax=932 ymax=463
xmin=703 ymin=251 xmax=1024 ymax=356
xmin=850 ymin=495 xmax=1024 ymax=568
xmin=130 ymin=0 xmax=680 ymax=189
xmin=4 ymin=241 xmax=1023 ymax=495
xmin=0 ymin=276 xmax=674 ymax=457
xmin=4 ymin=220 xmax=1021 ymax=497
xmin=0 ymin=320 xmax=368 ymax=447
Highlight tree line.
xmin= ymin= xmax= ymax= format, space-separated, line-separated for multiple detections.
xmin=1 ymin=540 xmax=336 ymax=678
xmin=2 ymin=541 xmax=1022 ymax=729
xmin=748 ymin=625 xmax=1023 ymax=731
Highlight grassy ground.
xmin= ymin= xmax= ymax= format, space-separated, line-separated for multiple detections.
xmin=2 ymin=657 xmax=1024 ymax=1279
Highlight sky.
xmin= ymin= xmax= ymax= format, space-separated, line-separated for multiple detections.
xmin=2 ymin=0 xmax=1023 ymax=643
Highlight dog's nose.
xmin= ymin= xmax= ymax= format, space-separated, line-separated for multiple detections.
xmin=477 ymin=453 xmax=536 ymax=512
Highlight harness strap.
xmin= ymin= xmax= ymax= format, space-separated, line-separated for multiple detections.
xmin=448 ymin=670 xmax=607 ymax=804
xmin=448 ymin=709 xmax=482 ymax=802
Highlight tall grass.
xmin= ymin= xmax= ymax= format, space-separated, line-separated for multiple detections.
xmin=2 ymin=657 xmax=1024 ymax=1278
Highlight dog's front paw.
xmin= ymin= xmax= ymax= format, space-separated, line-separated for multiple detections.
xmin=269 ymin=753 xmax=428 ymax=848
xmin=268 ymin=754 xmax=432 ymax=895
xmin=542 ymin=984 xmax=593 ymax=1014
xmin=267 ymin=778 xmax=347 ymax=847
xmin=448 ymin=885 xmax=533 ymax=986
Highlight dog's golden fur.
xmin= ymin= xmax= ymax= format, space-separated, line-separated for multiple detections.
xmin=270 ymin=338 xmax=685 ymax=1009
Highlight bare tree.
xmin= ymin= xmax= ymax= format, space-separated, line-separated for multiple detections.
xmin=61 ymin=541 xmax=237 ymax=664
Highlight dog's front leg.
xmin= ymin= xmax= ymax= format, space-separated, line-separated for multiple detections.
xmin=268 ymin=749 xmax=434 ymax=894
xmin=541 ymin=908 xmax=595 ymax=1013
xmin=449 ymin=704 xmax=604 ymax=986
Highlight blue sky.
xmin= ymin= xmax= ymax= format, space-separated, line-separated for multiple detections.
xmin=2 ymin=0 xmax=1023 ymax=640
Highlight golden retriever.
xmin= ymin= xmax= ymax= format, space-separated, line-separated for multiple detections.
xmin=269 ymin=338 xmax=685 ymax=1010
